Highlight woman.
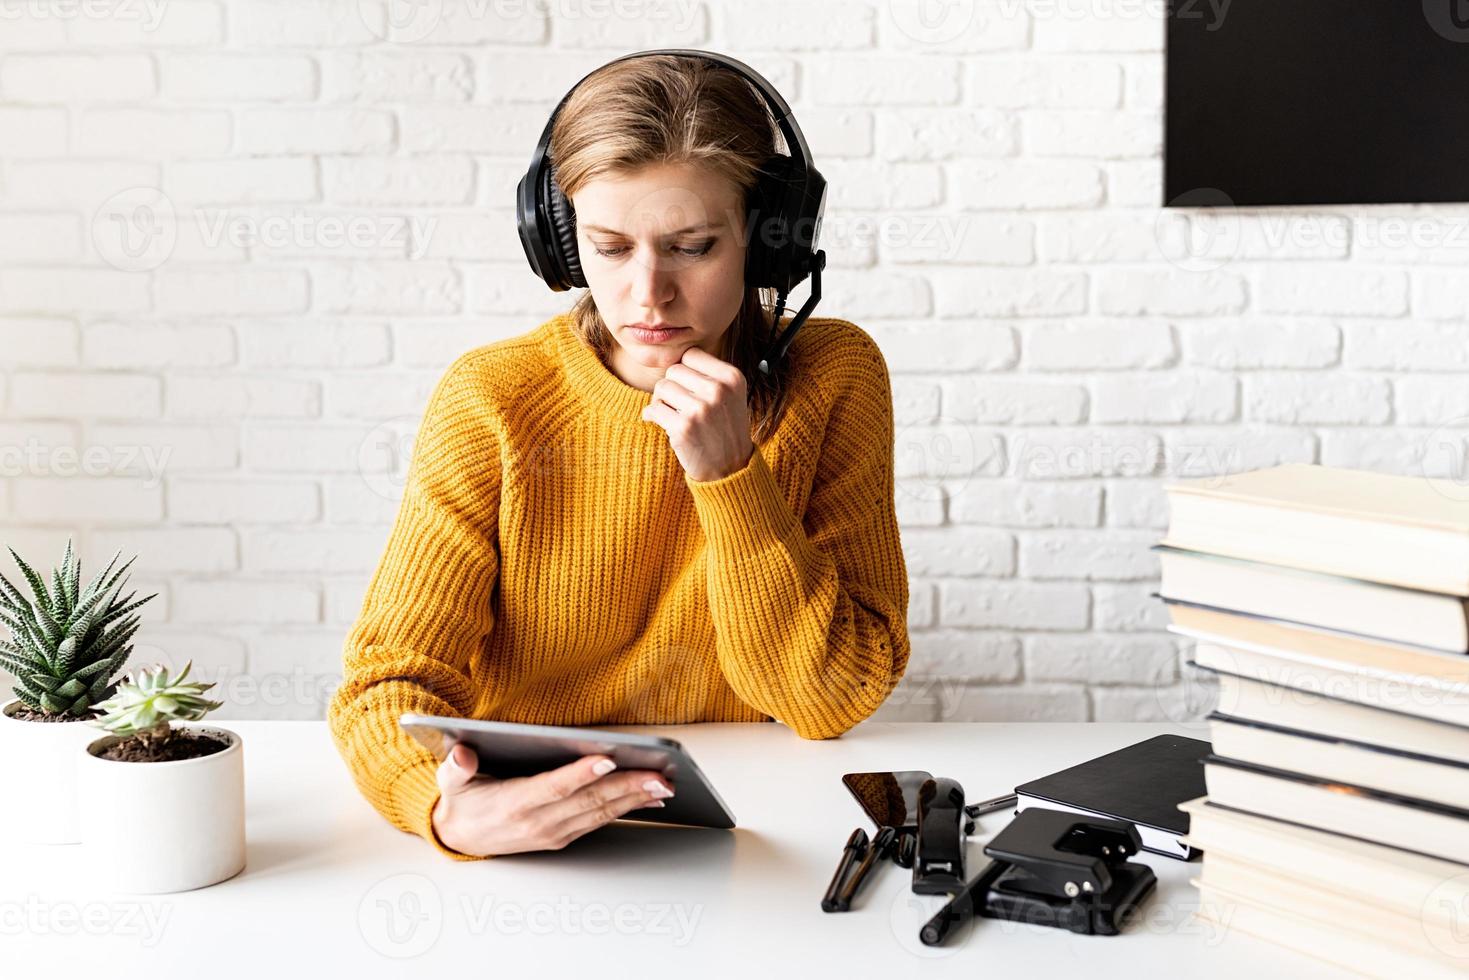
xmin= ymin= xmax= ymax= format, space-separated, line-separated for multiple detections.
xmin=328 ymin=53 xmax=911 ymax=860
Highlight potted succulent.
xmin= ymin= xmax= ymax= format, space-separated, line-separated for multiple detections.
xmin=0 ymin=540 xmax=154 ymax=844
xmin=78 ymin=661 xmax=245 ymax=893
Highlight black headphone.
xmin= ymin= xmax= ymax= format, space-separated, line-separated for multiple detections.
xmin=516 ymin=48 xmax=828 ymax=376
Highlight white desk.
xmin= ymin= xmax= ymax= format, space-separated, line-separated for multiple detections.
xmin=4 ymin=721 xmax=1350 ymax=978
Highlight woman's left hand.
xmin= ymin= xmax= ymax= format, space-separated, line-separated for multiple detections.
xmin=641 ymin=345 xmax=756 ymax=483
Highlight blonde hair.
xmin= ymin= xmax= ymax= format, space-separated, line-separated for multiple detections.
xmin=549 ymin=54 xmax=794 ymax=445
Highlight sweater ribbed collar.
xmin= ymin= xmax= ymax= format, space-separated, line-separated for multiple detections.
xmin=549 ymin=313 xmax=656 ymax=426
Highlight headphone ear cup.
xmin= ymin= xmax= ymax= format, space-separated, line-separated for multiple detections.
xmin=744 ymin=156 xmax=792 ymax=290
xmin=545 ymin=170 xmax=586 ymax=289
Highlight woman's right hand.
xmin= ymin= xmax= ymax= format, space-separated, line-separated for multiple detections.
xmin=430 ymin=743 xmax=676 ymax=857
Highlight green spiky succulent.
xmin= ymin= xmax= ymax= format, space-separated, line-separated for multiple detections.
xmin=91 ymin=661 xmax=223 ymax=747
xmin=0 ymin=540 xmax=156 ymax=718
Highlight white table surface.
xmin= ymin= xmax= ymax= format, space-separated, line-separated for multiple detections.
xmin=3 ymin=720 xmax=1351 ymax=978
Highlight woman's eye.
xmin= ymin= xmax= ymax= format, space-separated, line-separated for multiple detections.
xmin=592 ymin=241 xmax=715 ymax=258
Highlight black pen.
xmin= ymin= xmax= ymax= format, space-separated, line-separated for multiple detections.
xmin=821 ymin=828 xmax=870 ymax=913
xmin=835 ymin=825 xmax=896 ymax=911
xmin=919 ymin=858 xmax=1008 ymax=946
xmin=963 ymin=793 xmax=1017 ymax=819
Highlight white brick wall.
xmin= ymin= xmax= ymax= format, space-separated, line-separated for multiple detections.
xmin=2 ymin=0 xmax=1464 ymax=723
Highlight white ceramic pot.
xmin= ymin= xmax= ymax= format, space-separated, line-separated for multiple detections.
xmin=0 ymin=699 xmax=103 ymax=844
xmin=78 ymin=723 xmax=245 ymax=894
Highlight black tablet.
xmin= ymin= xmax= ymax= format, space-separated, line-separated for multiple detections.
xmin=399 ymin=712 xmax=736 ymax=829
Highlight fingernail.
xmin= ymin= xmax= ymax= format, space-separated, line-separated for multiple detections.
xmin=643 ymin=780 xmax=673 ymax=799
xmin=647 ymin=800 xmax=665 ymax=808
xmin=592 ymin=759 xmax=616 ymax=776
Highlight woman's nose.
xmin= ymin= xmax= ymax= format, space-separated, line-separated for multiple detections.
xmin=628 ymin=249 xmax=676 ymax=307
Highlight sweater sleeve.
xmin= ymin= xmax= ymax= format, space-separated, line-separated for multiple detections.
xmin=327 ymin=357 xmax=502 ymax=861
xmin=683 ymin=330 xmax=910 ymax=739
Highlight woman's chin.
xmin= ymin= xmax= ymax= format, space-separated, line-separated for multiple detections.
xmin=631 ymin=343 xmax=693 ymax=367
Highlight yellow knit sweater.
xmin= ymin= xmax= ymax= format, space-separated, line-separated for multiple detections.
xmin=327 ymin=311 xmax=911 ymax=860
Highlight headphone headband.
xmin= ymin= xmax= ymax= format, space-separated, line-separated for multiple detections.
xmin=530 ymin=49 xmax=814 ymax=175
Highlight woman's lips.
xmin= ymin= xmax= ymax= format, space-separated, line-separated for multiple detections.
xmin=627 ymin=325 xmax=689 ymax=343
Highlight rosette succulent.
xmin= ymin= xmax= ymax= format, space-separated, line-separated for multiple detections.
xmin=0 ymin=540 xmax=155 ymax=717
xmin=91 ymin=661 xmax=225 ymax=749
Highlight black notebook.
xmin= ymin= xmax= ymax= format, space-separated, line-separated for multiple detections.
xmin=1014 ymin=734 xmax=1211 ymax=861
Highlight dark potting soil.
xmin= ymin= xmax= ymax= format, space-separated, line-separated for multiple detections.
xmin=97 ymin=730 xmax=229 ymax=763
xmin=8 ymin=706 xmax=99 ymax=723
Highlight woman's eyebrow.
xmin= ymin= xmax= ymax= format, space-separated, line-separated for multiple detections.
xmin=581 ymin=221 xmax=722 ymax=237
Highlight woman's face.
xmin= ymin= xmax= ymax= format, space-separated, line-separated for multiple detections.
xmin=572 ymin=161 xmax=748 ymax=390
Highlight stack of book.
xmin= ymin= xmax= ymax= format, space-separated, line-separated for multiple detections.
xmin=1156 ymin=463 xmax=1469 ymax=977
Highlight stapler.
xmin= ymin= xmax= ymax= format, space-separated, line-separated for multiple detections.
xmin=919 ymin=807 xmax=1157 ymax=944
xmin=912 ymin=777 xmax=967 ymax=895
